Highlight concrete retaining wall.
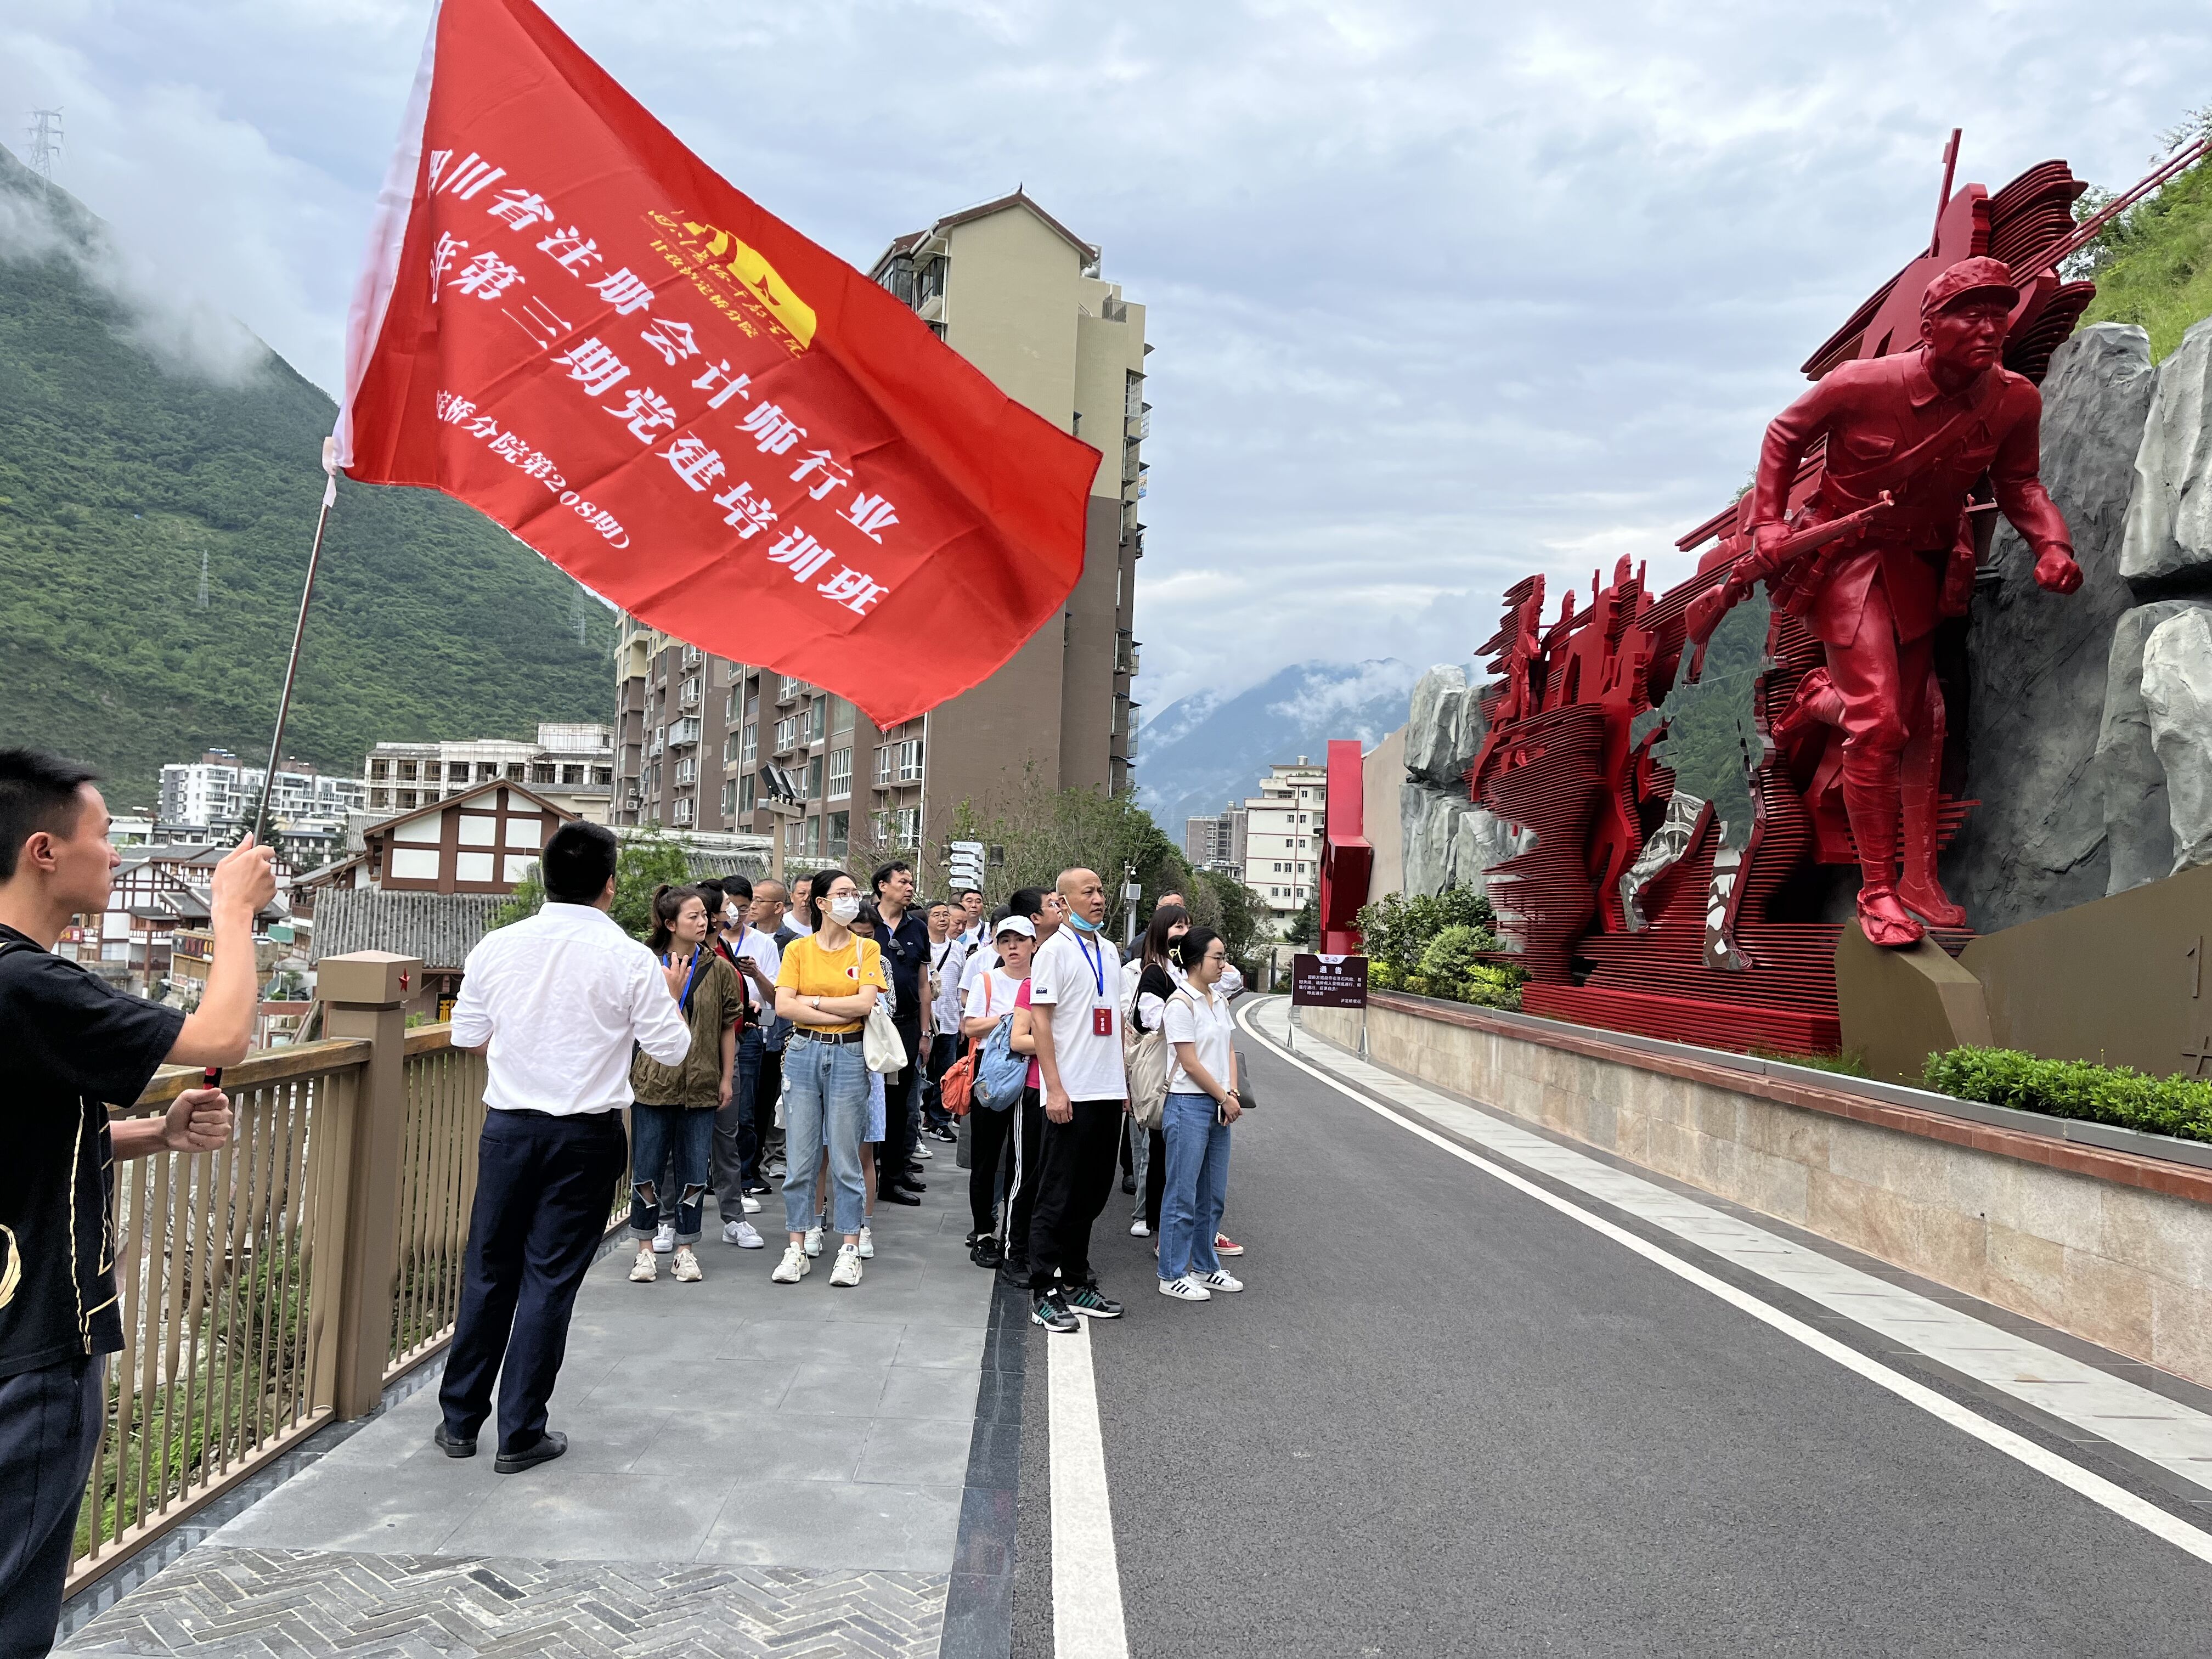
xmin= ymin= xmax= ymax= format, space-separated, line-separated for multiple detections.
xmin=1302 ymin=994 xmax=2212 ymax=1389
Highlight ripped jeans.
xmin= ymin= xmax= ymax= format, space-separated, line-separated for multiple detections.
xmin=628 ymin=1103 xmax=715 ymax=1245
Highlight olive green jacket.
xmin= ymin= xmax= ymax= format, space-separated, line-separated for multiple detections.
xmin=630 ymin=952 xmax=741 ymax=1107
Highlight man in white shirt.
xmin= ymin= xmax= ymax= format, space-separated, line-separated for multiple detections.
xmin=922 ymin=901 xmax=966 ymax=1140
xmin=1024 ymin=867 xmax=1130 ymax=1331
xmin=783 ymin=873 xmax=815 ymax=936
xmin=439 ymin=822 xmax=691 ymax=1474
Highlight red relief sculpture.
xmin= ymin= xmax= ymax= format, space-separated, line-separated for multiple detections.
xmin=1457 ymin=140 xmax=2109 ymax=1053
xmin=1317 ymin=738 xmax=1371 ymax=956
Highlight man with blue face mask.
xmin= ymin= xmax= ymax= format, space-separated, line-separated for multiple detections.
xmin=1023 ymin=867 xmax=1131 ymax=1331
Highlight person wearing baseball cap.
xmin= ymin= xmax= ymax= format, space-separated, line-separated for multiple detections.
xmin=960 ymin=912 xmax=1039 ymax=1269
xmin=1745 ymin=254 xmax=2080 ymax=949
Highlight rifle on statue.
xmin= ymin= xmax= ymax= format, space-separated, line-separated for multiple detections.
xmin=1683 ymin=492 xmax=1894 ymax=678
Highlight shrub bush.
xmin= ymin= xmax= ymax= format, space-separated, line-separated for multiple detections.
xmin=1922 ymin=1046 xmax=2212 ymax=1145
xmin=1357 ymin=887 xmax=1526 ymax=1011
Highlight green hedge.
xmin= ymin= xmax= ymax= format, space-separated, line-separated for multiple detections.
xmin=1922 ymin=1047 xmax=2212 ymax=1145
xmin=1357 ymin=887 xmax=1527 ymax=1012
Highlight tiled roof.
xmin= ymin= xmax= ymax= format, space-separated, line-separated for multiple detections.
xmin=309 ymin=890 xmax=509 ymax=972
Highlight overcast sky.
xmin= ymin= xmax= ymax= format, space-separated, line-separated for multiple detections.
xmin=5 ymin=1 xmax=2209 ymax=712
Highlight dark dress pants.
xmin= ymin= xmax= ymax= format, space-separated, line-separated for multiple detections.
xmin=0 ymin=1356 xmax=103 ymax=1659
xmin=752 ymin=1041 xmax=785 ymax=1172
xmin=998 ymin=1087 xmax=1043 ymax=1269
xmin=875 ymin=1015 xmax=923 ymax=1187
xmin=440 ymin=1108 xmax=628 ymax=1456
xmin=714 ymin=1024 xmax=763 ymax=1207
xmin=1026 ymin=1097 xmax=1125 ymax=1293
xmin=967 ymin=1099 xmax=1015 ymax=1237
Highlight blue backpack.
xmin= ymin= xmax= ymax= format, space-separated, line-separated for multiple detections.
xmin=974 ymin=1011 xmax=1028 ymax=1112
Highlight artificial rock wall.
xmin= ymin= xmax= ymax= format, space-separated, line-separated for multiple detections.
xmin=1942 ymin=317 xmax=2212 ymax=929
xmin=1398 ymin=666 xmax=1523 ymax=896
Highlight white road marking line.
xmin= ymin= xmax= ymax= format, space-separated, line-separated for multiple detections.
xmin=1248 ymin=998 xmax=2212 ymax=1475
xmin=1048 ymin=1318 xmax=1131 ymax=1659
xmin=1240 ymin=998 xmax=2212 ymax=1568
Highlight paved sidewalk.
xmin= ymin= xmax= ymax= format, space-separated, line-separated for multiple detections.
xmin=63 ymin=1160 xmax=997 ymax=1658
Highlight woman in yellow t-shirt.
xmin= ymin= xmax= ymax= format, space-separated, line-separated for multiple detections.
xmin=771 ymin=869 xmax=887 ymax=1288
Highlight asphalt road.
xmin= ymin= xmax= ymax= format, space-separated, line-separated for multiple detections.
xmin=1011 ymin=1002 xmax=2212 ymax=1658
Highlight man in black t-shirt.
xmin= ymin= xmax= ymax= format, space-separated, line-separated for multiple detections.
xmin=0 ymin=751 xmax=273 ymax=1657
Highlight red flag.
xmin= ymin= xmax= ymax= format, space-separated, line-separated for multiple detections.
xmin=334 ymin=0 xmax=1099 ymax=729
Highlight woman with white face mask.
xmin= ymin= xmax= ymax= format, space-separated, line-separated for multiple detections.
xmin=771 ymin=868 xmax=885 ymax=1288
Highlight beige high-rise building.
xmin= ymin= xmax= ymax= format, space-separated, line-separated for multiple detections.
xmin=612 ymin=190 xmax=1150 ymax=885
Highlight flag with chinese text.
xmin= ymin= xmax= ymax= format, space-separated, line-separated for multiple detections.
xmin=334 ymin=0 xmax=1099 ymax=728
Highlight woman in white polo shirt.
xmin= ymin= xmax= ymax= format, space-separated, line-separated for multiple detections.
xmin=1155 ymin=927 xmax=1244 ymax=1302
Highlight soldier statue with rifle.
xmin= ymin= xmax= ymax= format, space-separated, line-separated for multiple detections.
xmin=1728 ymin=255 xmax=2081 ymax=948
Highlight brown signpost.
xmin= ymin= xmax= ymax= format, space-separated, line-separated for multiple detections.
xmin=1292 ymin=953 xmax=1369 ymax=1058
xmin=1293 ymin=954 xmax=1369 ymax=1008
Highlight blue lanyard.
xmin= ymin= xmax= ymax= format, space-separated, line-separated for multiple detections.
xmin=1075 ymin=930 xmax=1105 ymax=998
xmin=663 ymin=947 xmax=703 ymax=1015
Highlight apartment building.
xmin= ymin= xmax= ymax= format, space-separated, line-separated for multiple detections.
xmin=1183 ymin=809 xmax=1247 ymax=873
xmin=1239 ymin=758 xmax=1328 ymax=932
xmin=613 ymin=190 xmax=1150 ymax=876
xmin=362 ymin=724 xmax=616 ymax=822
xmin=159 ymin=752 xmax=365 ymax=831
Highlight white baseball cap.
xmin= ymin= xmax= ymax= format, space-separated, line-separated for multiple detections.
xmin=994 ymin=916 xmax=1037 ymax=940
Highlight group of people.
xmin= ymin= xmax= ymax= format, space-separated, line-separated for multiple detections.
xmin=953 ymin=875 xmax=1250 ymax=1328
xmin=0 ymin=766 xmax=1267 ymax=1654
xmin=604 ymin=852 xmax=1256 ymax=1329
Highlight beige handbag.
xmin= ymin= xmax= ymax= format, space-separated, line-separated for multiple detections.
xmin=864 ymin=1001 xmax=907 ymax=1075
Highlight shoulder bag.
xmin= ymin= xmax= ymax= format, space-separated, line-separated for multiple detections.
xmin=1125 ymin=983 xmax=1175 ymax=1131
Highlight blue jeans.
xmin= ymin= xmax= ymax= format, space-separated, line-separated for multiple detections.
xmin=630 ymin=1103 xmax=714 ymax=1244
xmin=782 ymin=1036 xmax=871 ymax=1236
xmin=1159 ymin=1091 xmax=1231 ymax=1281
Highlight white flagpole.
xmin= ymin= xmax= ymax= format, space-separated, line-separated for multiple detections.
xmin=250 ymin=439 xmax=340 ymax=847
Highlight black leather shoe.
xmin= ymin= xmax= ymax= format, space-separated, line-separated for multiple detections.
xmin=898 ymin=1177 xmax=927 ymax=1194
xmin=881 ymin=1187 xmax=923 ymax=1206
xmin=433 ymin=1424 xmax=477 ymax=1458
xmin=494 ymin=1430 xmax=568 ymax=1475
xmin=1120 ymin=1177 xmax=1137 ymax=1194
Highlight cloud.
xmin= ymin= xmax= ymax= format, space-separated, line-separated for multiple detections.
xmin=3 ymin=0 xmax=2209 ymax=716
xmin=1265 ymin=659 xmax=1423 ymax=729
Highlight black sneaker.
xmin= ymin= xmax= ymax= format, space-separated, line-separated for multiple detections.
xmin=998 ymin=1256 xmax=1031 ymax=1284
xmin=970 ymin=1236 xmax=1003 ymax=1269
xmin=1032 ymin=1289 xmax=1080 ymax=1332
xmin=1065 ymin=1283 xmax=1124 ymax=1319
xmin=742 ymin=1181 xmax=771 ymax=1196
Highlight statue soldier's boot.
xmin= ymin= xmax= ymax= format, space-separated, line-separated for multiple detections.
xmin=1771 ymin=668 xmax=1844 ymax=748
xmin=1895 ymin=695 xmax=1967 ymax=929
xmin=1842 ymin=752 xmax=1923 ymax=947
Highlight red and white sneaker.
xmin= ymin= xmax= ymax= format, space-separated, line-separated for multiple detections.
xmin=1214 ymin=1233 xmax=1245 ymax=1258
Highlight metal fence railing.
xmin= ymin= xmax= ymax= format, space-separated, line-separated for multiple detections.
xmin=76 ymin=1039 xmax=370 ymax=1588
xmin=388 ymin=1031 xmax=488 ymax=1376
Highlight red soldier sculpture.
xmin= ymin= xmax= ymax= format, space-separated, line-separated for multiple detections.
xmin=1748 ymin=256 xmax=2081 ymax=947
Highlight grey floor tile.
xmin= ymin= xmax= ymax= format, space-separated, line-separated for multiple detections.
xmin=697 ymin=1479 xmax=966 ymax=1570
xmin=212 ymin=1455 xmax=488 ymax=1555
xmin=856 ymin=1416 xmax=978 ymax=1487
xmin=630 ymin=1408 xmax=866 ymax=1482
xmin=579 ymin=1353 xmax=797 ymax=1408
xmin=442 ymin=1470 xmax=720 ymax=1560
xmin=778 ymin=1358 xmax=894 ymax=1415
xmin=894 ymin=1325 xmax=989 ymax=1370
xmin=878 ymin=1365 xmax=983 ymax=1422
xmin=735 ymin=1318 xmax=908 ymax=1367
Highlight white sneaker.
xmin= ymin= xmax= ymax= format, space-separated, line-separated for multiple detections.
xmin=629 ymin=1248 xmax=656 ymax=1282
xmin=1199 ymin=1269 xmax=1244 ymax=1294
xmin=740 ymin=1193 xmax=762 ymax=1214
xmin=725 ymin=1220 xmax=764 ymax=1249
xmin=857 ymin=1226 xmax=875 ymax=1259
xmin=829 ymin=1242 xmax=864 ymax=1287
xmin=1130 ymin=1220 xmax=1150 ymax=1237
xmin=914 ymin=1146 xmax=933 ymax=1160
xmin=652 ymin=1222 xmax=675 ymax=1254
xmin=672 ymin=1245 xmax=703 ymax=1282
xmin=771 ymin=1244 xmax=809 ymax=1283
xmin=1157 ymin=1274 xmax=1210 ymax=1302
xmin=804 ymin=1225 xmax=823 ymax=1258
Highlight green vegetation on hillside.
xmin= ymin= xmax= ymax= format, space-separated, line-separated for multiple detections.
xmin=2076 ymin=114 xmax=2212 ymax=360
xmin=0 ymin=146 xmax=615 ymax=809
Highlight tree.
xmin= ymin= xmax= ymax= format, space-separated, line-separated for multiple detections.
xmin=491 ymin=828 xmax=694 ymax=941
xmin=1283 ymin=894 xmax=1320 ymax=946
xmin=931 ymin=771 xmax=1192 ymax=940
xmin=1188 ymin=868 xmax=1270 ymax=972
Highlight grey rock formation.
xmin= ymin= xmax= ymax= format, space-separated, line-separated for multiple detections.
xmin=2143 ymin=608 xmax=2212 ymax=873
xmin=2097 ymin=600 xmax=2212 ymax=893
xmin=1397 ymin=664 xmax=1521 ymax=895
xmin=1404 ymin=666 xmax=1474 ymax=786
xmin=2121 ymin=315 xmax=2212 ymax=585
xmin=1944 ymin=324 xmax=2155 ymax=929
